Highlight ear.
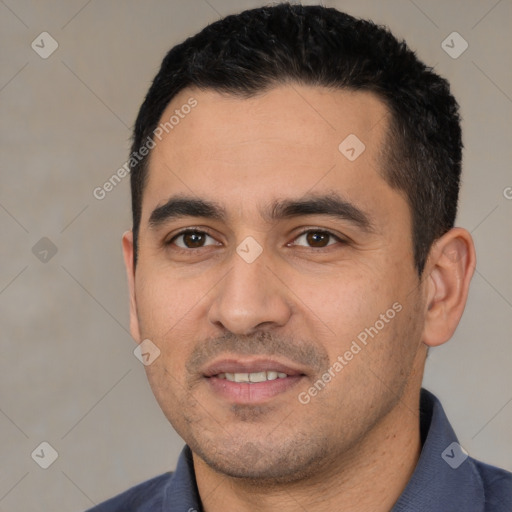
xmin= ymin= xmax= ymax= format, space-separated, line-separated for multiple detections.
xmin=122 ymin=230 xmax=142 ymax=343
xmin=422 ymin=228 xmax=476 ymax=347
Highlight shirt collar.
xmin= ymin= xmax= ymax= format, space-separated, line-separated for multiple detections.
xmin=391 ymin=388 xmax=485 ymax=511
xmin=165 ymin=445 xmax=202 ymax=512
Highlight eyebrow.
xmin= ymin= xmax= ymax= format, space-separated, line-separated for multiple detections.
xmin=149 ymin=196 xmax=226 ymax=227
xmin=148 ymin=193 xmax=374 ymax=232
xmin=268 ymin=194 xmax=373 ymax=231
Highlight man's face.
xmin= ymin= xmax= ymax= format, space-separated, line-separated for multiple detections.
xmin=124 ymin=85 xmax=428 ymax=482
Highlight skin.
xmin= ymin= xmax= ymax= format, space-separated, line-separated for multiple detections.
xmin=122 ymin=85 xmax=476 ymax=512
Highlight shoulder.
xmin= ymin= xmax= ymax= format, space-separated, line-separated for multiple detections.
xmin=84 ymin=472 xmax=172 ymax=512
xmin=471 ymin=459 xmax=512 ymax=511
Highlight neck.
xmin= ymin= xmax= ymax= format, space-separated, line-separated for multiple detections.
xmin=193 ymin=385 xmax=423 ymax=512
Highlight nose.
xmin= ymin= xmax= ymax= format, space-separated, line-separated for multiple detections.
xmin=207 ymin=248 xmax=292 ymax=335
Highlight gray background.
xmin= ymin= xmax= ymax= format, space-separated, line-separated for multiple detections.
xmin=0 ymin=0 xmax=511 ymax=510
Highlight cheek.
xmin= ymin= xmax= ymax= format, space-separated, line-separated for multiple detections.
xmin=351 ymin=277 xmax=423 ymax=379
xmin=137 ymin=265 xmax=196 ymax=324
xmin=134 ymin=270 xmax=209 ymax=373
xmin=309 ymin=267 xmax=417 ymax=374
xmin=301 ymin=269 xmax=389 ymax=346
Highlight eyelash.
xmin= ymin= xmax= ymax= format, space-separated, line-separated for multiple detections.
xmin=166 ymin=227 xmax=347 ymax=251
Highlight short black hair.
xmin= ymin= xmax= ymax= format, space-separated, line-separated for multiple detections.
xmin=130 ymin=2 xmax=462 ymax=275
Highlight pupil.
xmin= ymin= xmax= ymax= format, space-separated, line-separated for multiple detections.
xmin=185 ymin=232 xmax=204 ymax=248
xmin=307 ymin=232 xmax=328 ymax=247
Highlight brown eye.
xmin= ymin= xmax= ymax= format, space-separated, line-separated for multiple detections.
xmin=306 ymin=232 xmax=330 ymax=247
xmin=183 ymin=232 xmax=206 ymax=248
xmin=293 ymin=230 xmax=339 ymax=248
xmin=170 ymin=230 xmax=217 ymax=249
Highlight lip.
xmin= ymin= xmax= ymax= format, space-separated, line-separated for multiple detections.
xmin=202 ymin=357 xmax=306 ymax=377
xmin=202 ymin=357 xmax=308 ymax=404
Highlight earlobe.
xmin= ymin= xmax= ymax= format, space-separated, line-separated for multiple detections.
xmin=422 ymin=228 xmax=476 ymax=347
xmin=122 ymin=230 xmax=142 ymax=343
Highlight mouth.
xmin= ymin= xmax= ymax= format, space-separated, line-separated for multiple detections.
xmin=202 ymin=358 xmax=307 ymax=404
xmin=217 ymin=370 xmax=289 ymax=383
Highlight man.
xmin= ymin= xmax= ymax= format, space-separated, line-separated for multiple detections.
xmin=88 ymin=3 xmax=511 ymax=511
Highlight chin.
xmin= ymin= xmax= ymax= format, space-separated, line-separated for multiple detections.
xmin=191 ymin=435 xmax=330 ymax=485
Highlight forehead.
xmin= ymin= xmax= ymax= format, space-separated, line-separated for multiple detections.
xmin=142 ymin=85 xmax=399 ymax=226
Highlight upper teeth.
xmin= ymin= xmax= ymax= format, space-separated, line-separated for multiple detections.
xmin=217 ymin=371 xmax=288 ymax=383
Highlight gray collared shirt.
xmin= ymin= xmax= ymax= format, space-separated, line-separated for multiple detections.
xmin=87 ymin=389 xmax=512 ymax=511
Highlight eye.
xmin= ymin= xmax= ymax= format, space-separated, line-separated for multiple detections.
xmin=291 ymin=229 xmax=342 ymax=248
xmin=168 ymin=229 xmax=219 ymax=249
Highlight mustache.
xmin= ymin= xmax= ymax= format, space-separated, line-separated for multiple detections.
xmin=186 ymin=331 xmax=330 ymax=375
